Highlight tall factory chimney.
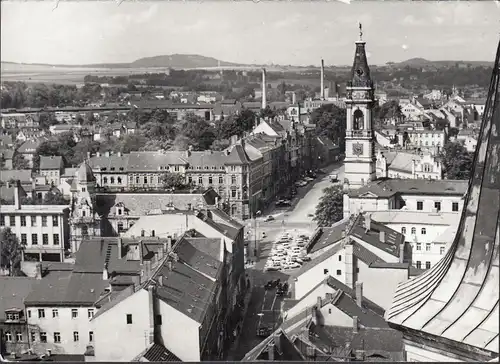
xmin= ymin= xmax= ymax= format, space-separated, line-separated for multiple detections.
xmin=320 ymin=59 xmax=325 ymax=100
xmin=262 ymin=68 xmax=267 ymax=109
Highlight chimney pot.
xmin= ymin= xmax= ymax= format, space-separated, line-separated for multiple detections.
xmin=14 ymin=180 xmax=22 ymax=210
xmin=379 ymin=230 xmax=385 ymax=243
xmin=167 ymin=237 xmax=172 ymax=252
xmin=399 ymin=242 xmax=405 ymax=263
xmin=158 ymin=275 xmax=163 ymax=286
xmin=139 ymin=240 xmax=144 ymax=265
xmin=317 ymin=296 xmax=322 ymax=309
xmin=118 ymin=238 xmax=123 ymax=260
xmin=353 ymin=316 xmax=359 ymax=333
xmin=267 ymin=343 xmax=274 ymax=361
xmin=167 ymin=260 xmax=173 ymax=271
xmin=103 ymin=267 xmax=109 ymax=281
xmin=35 ymin=262 xmax=43 ymax=280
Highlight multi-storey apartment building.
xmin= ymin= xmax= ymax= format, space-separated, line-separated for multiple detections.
xmin=39 ymin=156 xmax=64 ymax=186
xmin=0 ymin=182 xmax=70 ymax=262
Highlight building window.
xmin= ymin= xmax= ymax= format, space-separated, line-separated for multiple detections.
xmin=117 ymin=177 xmax=122 ymax=184
xmin=434 ymin=201 xmax=441 ymax=212
xmin=40 ymin=332 xmax=47 ymax=343
xmin=426 ymin=261 xmax=431 ymax=269
xmin=143 ymin=176 xmax=148 ymax=184
xmin=37 ymin=308 xmax=45 ymax=318
xmin=135 ymin=176 xmax=139 ymax=184
xmin=30 ymin=332 xmax=36 ymax=342
xmin=54 ymin=332 xmax=61 ymax=343
xmin=117 ymin=222 xmax=124 ymax=232
xmin=188 ymin=176 xmax=193 ymax=184
xmin=416 ymin=243 xmax=421 ymax=251
xmin=452 ymin=202 xmax=459 ymax=212
xmin=155 ymin=314 xmax=162 ymax=325
xmin=231 ymin=175 xmax=236 ymax=184
xmin=411 ymin=227 xmax=416 ymax=235
xmin=219 ymin=176 xmax=223 ymax=184
xmin=31 ymin=216 xmax=36 ymax=227
xmin=5 ymin=332 xmax=12 ymax=342
xmin=336 ymin=269 xmax=341 ymax=276
xmin=208 ymin=176 xmax=213 ymax=184
xmin=31 ymin=234 xmax=38 ymax=245
xmin=401 ymin=227 xmax=406 ymax=234
xmin=426 ymin=243 xmax=431 ymax=252
xmin=42 ymin=216 xmax=47 ymax=227
xmin=416 ymin=261 xmax=421 ymax=269
xmin=73 ymin=332 xmax=79 ymax=342
xmin=89 ymin=331 xmax=94 ymax=342
xmin=27 ymin=310 xmax=31 ymax=318
xmin=10 ymin=216 xmax=15 ymax=226
xmin=231 ymin=189 xmax=237 ymax=198
xmin=198 ymin=177 xmax=203 ymax=185
xmin=21 ymin=216 xmax=26 ymax=226
xmin=52 ymin=309 xmax=58 ymax=318
xmin=421 ymin=228 xmax=426 ymax=235
xmin=338 ymin=255 xmax=342 ymax=262
xmin=21 ymin=234 xmax=27 ymax=245
xmin=16 ymin=332 xmax=23 ymax=342
xmin=42 ymin=234 xmax=49 ymax=245
xmin=71 ymin=309 xmax=78 ymax=319
xmin=0 ymin=215 xmax=4 ymax=226
xmin=82 ymin=226 xmax=89 ymax=237
xmin=110 ymin=177 xmax=115 ymax=184
xmin=126 ymin=314 xmax=133 ymax=324
xmin=53 ymin=234 xmax=60 ymax=245
xmin=417 ymin=201 xmax=423 ymax=211
xmin=323 ymin=269 xmax=329 ymax=275
xmin=440 ymin=246 xmax=446 ymax=255
xmin=88 ymin=309 xmax=94 ymax=319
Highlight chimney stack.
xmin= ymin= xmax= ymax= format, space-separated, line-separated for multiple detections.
xmin=316 ymin=296 xmax=322 ymax=309
xmin=167 ymin=237 xmax=172 ymax=252
xmin=292 ymin=92 xmax=297 ymax=105
xmin=215 ymin=196 xmax=219 ymax=207
xmin=320 ymin=59 xmax=325 ymax=100
xmin=344 ymin=242 xmax=355 ymax=289
xmin=267 ymin=343 xmax=275 ymax=361
xmin=158 ymin=275 xmax=163 ymax=286
xmin=353 ymin=316 xmax=359 ymax=333
xmin=118 ymin=238 xmax=123 ymax=260
xmin=147 ymin=285 xmax=155 ymax=345
xmin=355 ymin=282 xmax=363 ymax=307
xmin=167 ymin=260 xmax=173 ymax=271
xmin=158 ymin=246 xmax=164 ymax=260
xmin=379 ymin=231 xmax=385 ymax=243
xmin=139 ymin=240 xmax=144 ymax=265
xmin=262 ymin=68 xmax=267 ymax=109
xmin=274 ymin=332 xmax=281 ymax=353
xmin=399 ymin=242 xmax=405 ymax=263
xmin=364 ymin=214 xmax=371 ymax=232
xmin=96 ymin=152 xmax=100 ymax=157
xmin=103 ymin=266 xmax=109 ymax=280
xmin=86 ymin=152 xmax=91 ymax=160
xmin=14 ymin=180 xmax=22 ymax=210
xmin=105 ymin=151 xmax=110 ymax=157
xmin=35 ymin=262 xmax=43 ymax=280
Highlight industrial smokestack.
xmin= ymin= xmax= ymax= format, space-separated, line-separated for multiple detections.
xmin=320 ymin=59 xmax=325 ymax=100
xmin=292 ymin=92 xmax=297 ymax=105
xmin=262 ymin=68 xmax=267 ymax=109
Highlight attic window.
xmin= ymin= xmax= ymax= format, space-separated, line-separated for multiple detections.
xmin=101 ymin=167 xmax=107 ymax=171
xmin=110 ymin=167 xmax=115 ymax=171
xmin=409 ymin=187 xmax=418 ymax=190
xmin=119 ymin=167 xmax=124 ymax=171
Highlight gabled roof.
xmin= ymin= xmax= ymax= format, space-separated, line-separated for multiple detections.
xmin=17 ymin=139 xmax=43 ymax=154
xmin=0 ymin=169 xmax=32 ymax=183
xmin=39 ymin=155 xmax=63 ymax=170
xmin=88 ymin=154 xmax=129 ymax=171
xmin=0 ymin=277 xmax=36 ymax=320
xmin=175 ymin=237 xmax=222 ymax=279
xmin=127 ymin=151 xmax=187 ymax=172
xmin=140 ymin=343 xmax=181 ymax=362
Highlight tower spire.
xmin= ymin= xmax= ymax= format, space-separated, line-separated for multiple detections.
xmin=359 ymin=22 xmax=363 ymax=42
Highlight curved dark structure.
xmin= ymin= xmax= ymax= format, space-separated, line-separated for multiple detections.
xmin=385 ymin=40 xmax=500 ymax=360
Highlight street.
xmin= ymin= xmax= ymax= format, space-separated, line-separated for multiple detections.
xmin=230 ymin=162 xmax=344 ymax=360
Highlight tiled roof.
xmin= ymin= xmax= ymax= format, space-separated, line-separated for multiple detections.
xmin=17 ymin=139 xmax=42 ymax=154
xmin=309 ymin=222 xmax=348 ymax=254
xmin=0 ymin=277 xmax=36 ymax=320
xmin=154 ymin=258 xmax=217 ymax=323
xmin=330 ymin=291 xmax=388 ymax=328
xmin=185 ymin=237 xmax=223 ymax=262
xmin=0 ymin=169 xmax=32 ymax=183
xmin=352 ymin=242 xmax=385 ymax=265
xmin=224 ymin=143 xmax=251 ymax=164
xmin=88 ymin=154 xmax=129 ymax=171
xmin=293 ymin=241 xmax=343 ymax=277
xmin=40 ymin=155 xmax=63 ymax=170
xmin=187 ymin=150 xmax=230 ymax=168
xmin=62 ymin=167 xmax=78 ymax=178
xmin=95 ymin=191 xmax=216 ymax=217
xmin=349 ymin=215 xmax=404 ymax=259
xmin=348 ymin=178 xmax=467 ymax=198
xmin=0 ymin=149 xmax=14 ymax=159
xmin=127 ymin=151 xmax=187 ymax=172
xmin=196 ymin=210 xmax=241 ymax=240
xmin=24 ymin=271 xmax=108 ymax=306
xmin=175 ymin=237 xmax=222 ymax=279
xmin=0 ymin=184 xmax=27 ymax=203
xmin=141 ymin=343 xmax=181 ymax=362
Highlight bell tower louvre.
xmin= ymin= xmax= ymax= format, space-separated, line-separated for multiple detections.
xmin=343 ymin=24 xmax=377 ymax=190
xmin=385 ymin=39 xmax=500 ymax=362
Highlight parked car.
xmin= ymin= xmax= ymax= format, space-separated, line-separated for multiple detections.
xmin=301 ymin=255 xmax=312 ymax=262
xmin=256 ymin=326 xmax=273 ymax=337
xmin=264 ymin=280 xmax=277 ymax=289
xmin=264 ymin=215 xmax=275 ymax=222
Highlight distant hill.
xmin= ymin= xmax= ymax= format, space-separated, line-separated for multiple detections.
xmin=1 ymin=54 xmax=246 ymax=70
xmin=389 ymin=58 xmax=493 ymax=68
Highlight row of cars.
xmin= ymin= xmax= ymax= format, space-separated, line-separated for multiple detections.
xmin=264 ymin=231 xmax=311 ymax=272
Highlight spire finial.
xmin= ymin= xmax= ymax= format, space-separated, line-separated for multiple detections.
xmin=359 ymin=22 xmax=363 ymax=41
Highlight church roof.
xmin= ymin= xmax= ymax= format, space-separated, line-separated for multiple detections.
xmin=77 ymin=162 xmax=94 ymax=183
xmin=385 ymin=40 xmax=500 ymax=360
xmin=350 ymin=37 xmax=372 ymax=88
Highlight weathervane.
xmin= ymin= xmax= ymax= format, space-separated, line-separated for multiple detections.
xmin=359 ymin=22 xmax=363 ymax=41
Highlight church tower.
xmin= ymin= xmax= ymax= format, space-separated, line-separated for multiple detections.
xmin=344 ymin=25 xmax=376 ymax=189
xmin=69 ymin=162 xmax=100 ymax=253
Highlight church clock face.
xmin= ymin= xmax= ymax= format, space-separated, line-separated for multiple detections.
xmin=356 ymin=69 xmax=364 ymax=76
xmin=352 ymin=143 xmax=364 ymax=157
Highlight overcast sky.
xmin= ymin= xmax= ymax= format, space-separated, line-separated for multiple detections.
xmin=1 ymin=1 xmax=499 ymax=66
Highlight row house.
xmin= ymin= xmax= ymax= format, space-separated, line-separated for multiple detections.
xmin=0 ymin=182 xmax=70 ymax=262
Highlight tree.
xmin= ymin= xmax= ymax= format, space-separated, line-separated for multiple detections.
xmin=43 ymin=190 xmax=69 ymax=205
xmin=12 ymin=153 xmax=30 ymax=169
xmin=440 ymin=141 xmax=474 ymax=180
xmin=310 ymin=104 xmax=347 ymax=152
xmin=0 ymin=227 xmax=25 ymax=276
xmin=211 ymin=139 xmax=230 ymax=151
xmin=161 ymin=172 xmax=187 ymax=189
xmin=313 ymin=185 xmax=344 ymax=227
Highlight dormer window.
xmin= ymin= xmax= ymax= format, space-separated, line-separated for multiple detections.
xmin=110 ymin=167 xmax=115 ymax=171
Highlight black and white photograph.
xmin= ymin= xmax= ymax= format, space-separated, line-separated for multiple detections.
xmin=0 ymin=0 xmax=499 ymax=362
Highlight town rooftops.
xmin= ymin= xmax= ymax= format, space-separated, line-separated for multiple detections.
xmin=371 ymin=210 xmax=460 ymax=226
xmin=88 ymin=153 xmax=129 ymax=171
xmin=0 ymin=277 xmax=36 ymax=321
xmin=39 ymin=155 xmax=63 ymax=170
xmin=174 ymin=237 xmax=222 ymax=279
xmin=0 ymin=204 xmax=68 ymax=213
xmin=127 ymin=151 xmax=188 ymax=172
xmin=307 ymin=220 xmax=349 ymax=255
xmin=348 ymin=178 xmax=468 ymax=198
xmin=0 ymin=169 xmax=32 ymax=184
xmin=17 ymin=139 xmax=42 ymax=154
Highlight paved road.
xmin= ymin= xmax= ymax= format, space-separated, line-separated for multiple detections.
xmin=234 ymin=162 xmax=345 ymax=359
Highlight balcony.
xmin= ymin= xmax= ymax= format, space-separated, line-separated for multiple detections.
xmin=346 ymin=130 xmax=373 ymax=139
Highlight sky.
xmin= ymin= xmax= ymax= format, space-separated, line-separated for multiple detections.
xmin=1 ymin=1 xmax=499 ymax=66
